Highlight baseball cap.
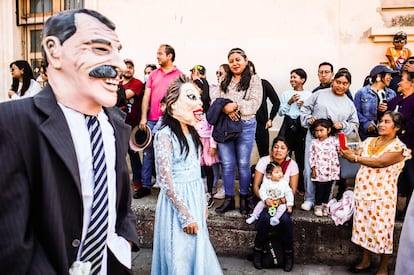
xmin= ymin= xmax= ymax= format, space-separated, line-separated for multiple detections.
xmin=394 ymin=31 xmax=407 ymax=40
xmin=190 ymin=65 xmax=206 ymax=75
xmin=124 ymin=58 xmax=134 ymax=67
xmin=369 ymin=65 xmax=397 ymax=78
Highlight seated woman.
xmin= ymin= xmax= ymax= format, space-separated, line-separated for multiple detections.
xmin=251 ymin=137 xmax=299 ymax=272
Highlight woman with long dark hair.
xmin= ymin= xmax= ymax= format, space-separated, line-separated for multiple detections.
xmin=210 ymin=48 xmax=263 ymax=214
xmin=251 ymin=137 xmax=298 ymax=271
xmin=151 ymin=74 xmax=222 ymax=274
xmin=8 ymin=60 xmax=41 ymax=99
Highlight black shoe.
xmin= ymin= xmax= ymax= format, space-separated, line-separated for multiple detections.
xmin=215 ymin=195 xmax=235 ymax=213
xmin=207 ymin=198 xmax=215 ymax=209
xmin=253 ymin=249 xmax=262 ymax=270
xmin=396 ymin=210 xmax=406 ymax=222
xmin=348 ymin=264 xmax=372 ymax=273
xmin=239 ymin=194 xmax=248 ymax=215
xmin=283 ymin=251 xmax=293 ymax=272
xmin=134 ymin=187 xmax=151 ymax=199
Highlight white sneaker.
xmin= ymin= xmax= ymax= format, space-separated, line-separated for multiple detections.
xmin=314 ymin=205 xmax=323 ymax=217
xmin=213 ymin=186 xmax=225 ymax=199
xmin=205 ymin=192 xmax=211 ymax=202
xmin=246 ymin=214 xmax=258 ymax=224
xmin=301 ymin=201 xmax=314 ymax=211
xmin=270 ymin=216 xmax=280 ymax=226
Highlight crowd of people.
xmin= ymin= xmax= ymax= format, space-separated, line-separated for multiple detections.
xmin=2 ymin=8 xmax=414 ymax=274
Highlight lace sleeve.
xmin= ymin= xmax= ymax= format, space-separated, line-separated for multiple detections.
xmin=154 ymin=131 xmax=195 ymax=228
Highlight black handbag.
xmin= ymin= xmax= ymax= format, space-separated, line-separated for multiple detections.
xmin=278 ymin=116 xmax=301 ymax=138
xmin=261 ymin=239 xmax=284 ymax=268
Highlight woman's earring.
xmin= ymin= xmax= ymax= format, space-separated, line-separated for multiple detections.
xmin=376 ymin=76 xmax=381 ymax=82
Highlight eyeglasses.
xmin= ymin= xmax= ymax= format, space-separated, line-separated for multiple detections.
xmin=394 ymin=39 xmax=406 ymax=43
xmin=216 ymin=71 xmax=223 ymax=76
xmin=318 ymin=70 xmax=332 ymax=75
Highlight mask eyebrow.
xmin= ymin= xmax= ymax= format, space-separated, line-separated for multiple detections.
xmin=85 ymin=39 xmax=122 ymax=51
xmin=87 ymin=38 xmax=111 ymax=46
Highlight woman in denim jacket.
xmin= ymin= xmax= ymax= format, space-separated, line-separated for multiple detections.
xmin=354 ymin=65 xmax=397 ymax=140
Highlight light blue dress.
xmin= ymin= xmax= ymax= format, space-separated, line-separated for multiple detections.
xmin=151 ymin=126 xmax=223 ymax=275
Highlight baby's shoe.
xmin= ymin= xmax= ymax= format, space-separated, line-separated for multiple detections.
xmin=246 ymin=214 xmax=258 ymax=224
xmin=270 ymin=216 xmax=280 ymax=226
xmin=314 ymin=205 xmax=323 ymax=217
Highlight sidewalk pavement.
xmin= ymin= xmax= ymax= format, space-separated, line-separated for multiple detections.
xmin=132 ymin=248 xmax=365 ymax=275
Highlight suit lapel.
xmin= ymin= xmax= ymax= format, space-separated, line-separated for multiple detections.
xmin=33 ymin=85 xmax=82 ymax=195
xmin=105 ymin=107 xmax=130 ymax=210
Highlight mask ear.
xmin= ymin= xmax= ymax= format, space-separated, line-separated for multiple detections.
xmin=42 ymin=36 xmax=62 ymax=69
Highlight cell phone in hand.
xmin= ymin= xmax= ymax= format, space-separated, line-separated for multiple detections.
xmin=338 ymin=132 xmax=348 ymax=150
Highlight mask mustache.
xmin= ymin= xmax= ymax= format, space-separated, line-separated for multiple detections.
xmin=89 ymin=65 xmax=117 ymax=78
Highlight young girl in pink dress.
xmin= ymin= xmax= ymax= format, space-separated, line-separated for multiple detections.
xmin=309 ymin=118 xmax=340 ymax=217
xmin=194 ymin=79 xmax=219 ymax=208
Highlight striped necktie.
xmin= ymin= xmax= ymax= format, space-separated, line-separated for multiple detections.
xmin=81 ymin=115 xmax=109 ymax=275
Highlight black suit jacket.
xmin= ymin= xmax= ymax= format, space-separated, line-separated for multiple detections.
xmin=0 ymin=84 xmax=139 ymax=274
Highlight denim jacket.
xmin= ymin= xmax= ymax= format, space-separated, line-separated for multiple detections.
xmin=354 ymin=85 xmax=396 ymax=139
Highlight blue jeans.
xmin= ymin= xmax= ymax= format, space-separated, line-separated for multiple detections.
xmin=303 ymin=130 xmax=315 ymax=204
xmin=128 ymin=148 xmax=142 ymax=183
xmin=212 ymin=163 xmax=221 ymax=188
xmin=217 ymin=118 xmax=256 ymax=196
xmin=142 ymin=120 xmax=157 ymax=188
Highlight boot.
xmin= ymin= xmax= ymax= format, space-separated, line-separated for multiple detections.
xmin=283 ymin=250 xmax=294 ymax=272
xmin=239 ymin=194 xmax=248 ymax=215
xmin=215 ymin=195 xmax=235 ymax=213
xmin=253 ymin=248 xmax=262 ymax=270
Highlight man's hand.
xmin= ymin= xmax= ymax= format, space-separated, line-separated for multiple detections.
xmin=139 ymin=119 xmax=147 ymax=130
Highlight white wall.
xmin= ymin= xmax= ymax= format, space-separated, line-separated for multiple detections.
xmin=91 ymin=0 xmax=405 ymax=127
xmin=2 ymin=0 xmax=412 ymax=113
xmin=91 ymin=0 xmax=391 ymax=88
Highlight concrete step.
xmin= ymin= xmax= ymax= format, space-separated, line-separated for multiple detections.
xmin=132 ymin=188 xmax=402 ymax=267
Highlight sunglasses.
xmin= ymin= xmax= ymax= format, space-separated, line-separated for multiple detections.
xmin=216 ymin=71 xmax=223 ymax=76
xmin=394 ymin=39 xmax=406 ymax=43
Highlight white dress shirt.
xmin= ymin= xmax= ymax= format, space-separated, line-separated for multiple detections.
xmin=59 ymin=104 xmax=131 ymax=274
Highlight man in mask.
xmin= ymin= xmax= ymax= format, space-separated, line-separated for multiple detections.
xmin=0 ymin=9 xmax=139 ymax=274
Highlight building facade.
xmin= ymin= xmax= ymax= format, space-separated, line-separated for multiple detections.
xmin=1 ymin=0 xmax=414 ymax=105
